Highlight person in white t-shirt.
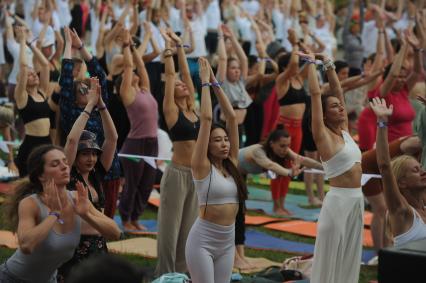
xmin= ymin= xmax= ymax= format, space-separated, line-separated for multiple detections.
xmin=204 ymin=0 xmax=221 ymax=56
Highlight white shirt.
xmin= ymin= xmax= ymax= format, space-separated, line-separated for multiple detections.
xmin=55 ymin=0 xmax=72 ymax=28
xmin=90 ymin=8 xmax=100 ymax=55
xmin=23 ymin=0 xmax=36 ymax=24
xmin=7 ymin=39 xmax=34 ymax=84
xmin=313 ymin=23 xmax=336 ymax=59
xmin=138 ymin=16 xmax=166 ymax=62
xmin=240 ymin=0 xmax=260 ymax=17
xmin=169 ymin=7 xmax=184 ymax=34
xmin=205 ymin=0 xmax=221 ymax=30
xmin=113 ymin=4 xmax=131 ymax=29
xmin=362 ymin=21 xmax=396 ymax=58
xmin=272 ymin=8 xmax=292 ymax=51
xmin=187 ymin=15 xmax=207 ymax=58
xmin=235 ymin=16 xmax=252 ymax=42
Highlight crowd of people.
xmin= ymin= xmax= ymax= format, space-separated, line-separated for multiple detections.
xmin=0 ymin=0 xmax=425 ymax=282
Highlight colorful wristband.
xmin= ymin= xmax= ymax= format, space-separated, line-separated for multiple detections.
xmin=49 ymin=211 xmax=64 ymax=224
xmin=201 ymin=82 xmax=212 ymax=88
xmin=377 ymin=121 xmax=387 ymax=128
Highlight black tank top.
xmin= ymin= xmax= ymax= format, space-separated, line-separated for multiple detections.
xmin=278 ymin=85 xmax=307 ymax=106
xmin=168 ymin=111 xmax=200 ymax=142
xmin=18 ymin=92 xmax=51 ymax=125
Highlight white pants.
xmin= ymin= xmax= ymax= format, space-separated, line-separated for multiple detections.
xmin=311 ymin=187 xmax=364 ymax=283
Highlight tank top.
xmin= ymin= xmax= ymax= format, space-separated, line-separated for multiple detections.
xmin=193 ymin=165 xmax=239 ymax=206
xmin=238 ymin=146 xmax=264 ymax=174
xmin=278 ymin=84 xmax=307 ymax=106
xmin=394 ymin=207 xmax=426 ymax=247
xmin=321 ymin=131 xmax=362 ymax=179
xmin=5 ymin=192 xmax=81 ymax=283
xmin=126 ymin=90 xmax=158 ymax=139
xmin=18 ymin=92 xmax=51 ymax=125
xmin=168 ymin=111 xmax=200 ymax=142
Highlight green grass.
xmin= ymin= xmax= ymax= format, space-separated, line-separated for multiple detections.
xmin=0 ymin=188 xmax=377 ymax=283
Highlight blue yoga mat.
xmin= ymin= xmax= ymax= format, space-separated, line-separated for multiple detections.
xmin=248 ymin=187 xmax=309 ymax=204
xmin=114 ymin=216 xmax=158 ymax=233
xmin=245 ymin=229 xmax=376 ymax=263
xmin=246 ymin=200 xmax=321 ymax=221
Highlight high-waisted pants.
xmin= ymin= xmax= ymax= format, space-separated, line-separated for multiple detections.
xmin=156 ymin=163 xmax=198 ymax=275
xmin=185 ymin=217 xmax=235 ymax=283
xmin=311 ymin=187 xmax=364 ymax=283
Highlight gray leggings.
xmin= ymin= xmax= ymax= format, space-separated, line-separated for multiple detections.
xmin=185 ymin=218 xmax=235 ymax=283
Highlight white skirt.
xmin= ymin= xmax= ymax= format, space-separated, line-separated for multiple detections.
xmin=310 ymin=187 xmax=364 ymax=283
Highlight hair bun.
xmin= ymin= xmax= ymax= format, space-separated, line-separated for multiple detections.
xmin=276 ymin=124 xmax=285 ymax=130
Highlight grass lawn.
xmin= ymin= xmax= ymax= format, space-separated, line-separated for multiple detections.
xmin=0 ymin=181 xmax=378 ymax=282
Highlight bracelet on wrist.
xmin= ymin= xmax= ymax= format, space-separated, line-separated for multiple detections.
xmin=414 ymin=47 xmax=424 ymax=53
xmin=78 ymin=43 xmax=84 ymax=50
xmin=377 ymin=120 xmax=388 ymax=128
xmin=176 ymin=44 xmax=190 ymax=48
xmin=322 ymin=59 xmax=336 ymax=71
xmin=82 ymin=110 xmax=91 ymax=116
xmin=98 ymin=106 xmax=107 ymax=111
xmin=211 ymin=81 xmax=222 ymax=87
xmin=201 ymin=82 xmax=212 ymax=88
xmin=49 ymin=211 xmax=64 ymax=224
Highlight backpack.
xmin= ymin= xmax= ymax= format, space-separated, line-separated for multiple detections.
xmin=151 ymin=273 xmax=190 ymax=283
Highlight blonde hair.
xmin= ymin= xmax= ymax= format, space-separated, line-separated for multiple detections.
xmin=390 ymin=155 xmax=416 ymax=184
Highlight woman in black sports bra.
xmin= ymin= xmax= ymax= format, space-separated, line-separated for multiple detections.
xmin=155 ymin=29 xmax=200 ymax=276
xmin=272 ymin=29 xmax=308 ymax=216
xmin=14 ymin=26 xmax=55 ymax=177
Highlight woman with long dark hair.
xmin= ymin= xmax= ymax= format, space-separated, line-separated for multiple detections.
xmin=306 ymin=51 xmax=363 ymax=283
xmin=185 ymin=57 xmax=247 ymax=283
xmin=0 ymin=144 xmax=120 ymax=283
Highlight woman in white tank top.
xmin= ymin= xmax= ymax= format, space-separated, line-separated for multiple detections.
xmin=305 ymin=52 xmax=363 ymax=283
xmin=372 ymin=97 xmax=426 ymax=246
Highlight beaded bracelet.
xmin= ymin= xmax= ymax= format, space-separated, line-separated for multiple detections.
xmin=211 ymin=81 xmax=223 ymax=87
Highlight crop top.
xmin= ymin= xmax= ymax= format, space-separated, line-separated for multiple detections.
xmin=321 ymin=131 xmax=362 ymax=179
xmin=278 ymin=85 xmax=307 ymax=106
xmin=168 ymin=110 xmax=200 ymax=142
xmin=5 ymin=192 xmax=81 ymax=283
xmin=18 ymin=92 xmax=51 ymax=125
xmin=394 ymin=207 xmax=426 ymax=247
xmin=193 ymin=165 xmax=239 ymax=206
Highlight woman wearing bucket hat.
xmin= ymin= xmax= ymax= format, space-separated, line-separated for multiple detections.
xmin=57 ymin=77 xmax=119 ymax=281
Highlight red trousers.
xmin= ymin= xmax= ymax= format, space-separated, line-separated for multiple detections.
xmin=103 ymin=179 xmax=121 ymax=218
xmin=270 ymin=116 xmax=303 ymax=201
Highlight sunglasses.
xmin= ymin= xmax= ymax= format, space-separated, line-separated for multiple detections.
xmin=78 ymin=84 xmax=89 ymax=95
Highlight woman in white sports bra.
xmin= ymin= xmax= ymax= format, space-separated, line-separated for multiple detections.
xmin=305 ymin=52 xmax=363 ymax=283
xmin=372 ymin=98 xmax=426 ymax=247
xmin=185 ymin=58 xmax=247 ymax=283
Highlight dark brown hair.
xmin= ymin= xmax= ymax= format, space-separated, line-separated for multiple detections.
xmin=3 ymin=144 xmax=64 ymax=231
xmin=262 ymin=124 xmax=290 ymax=164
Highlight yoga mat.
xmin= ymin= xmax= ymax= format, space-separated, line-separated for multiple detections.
xmin=245 ymin=229 xmax=376 ymax=263
xmin=246 ymin=200 xmax=321 ymax=221
xmin=0 ymin=182 xmax=13 ymax=194
xmin=264 ymin=221 xmax=374 ymax=247
xmin=107 ymin=237 xmax=157 ymax=258
xmin=235 ymin=257 xmax=282 ymax=274
xmin=113 ymin=216 xmax=158 ymax=235
xmin=364 ymin=211 xmax=373 ymax=227
xmin=0 ymin=231 xmax=18 ymax=249
xmin=148 ymin=189 xmax=160 ymax=208
xmin=244 ymin=215 xmax=285 ymax=226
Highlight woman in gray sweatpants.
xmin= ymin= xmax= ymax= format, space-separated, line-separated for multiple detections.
xmin=185 ymin=58 xmax=247 ymax=283
xmin=155 ymin=29 xmax=200 ymax=275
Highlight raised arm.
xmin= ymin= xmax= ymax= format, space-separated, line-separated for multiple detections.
xmin=306 ymin=54 xmax=325 ymax=139
xmin=191 ymin=58 xmax=213 ymax=179
xmin=64 ymin=78 xmax=99 ymax=166
xmin=209 ymin=63 xmax=239 ymax=161
xmin=170 ymin=30 xmax=195 ymax=96
xmin=14 ymin=27 xmax=29 ymax=109
xmin=132 ymin=43 xmax=150 ymax=92
xmin=379 ymin=40 xmax=408 ymax=97
xmin=119 ymin=30 xmax=136 ymax=106
xmin=30 ymin=44 xmax=50 ymax=95
xmin=216 ymin=24 xmax=227 ymax=83
xmin=161 ymin=29 xmax=179 ymax=126
xmin=371 ymin=97 xmax=412 ymax=234
xmin=223 ymin=24 xmax=248 ymax=80
xmin=97 ymin=86 xmax=118 ymax=172
xmin=406 ymin=30 xmax=425 ymax=91
xmin=276 ymin=29 xmax=299 ymax=96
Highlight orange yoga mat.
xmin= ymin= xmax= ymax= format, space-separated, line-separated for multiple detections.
xmin=364 ymin=211 xmax=373 ymax=227
xmin=0 ymin=231 xmax=18 ymax=249
xmin=148 ymin=197 xmax=160 ymax=207
xmin=245 ymin=215 xmax=286 ymax=226
xmin=264 ymin=220 xmax=374 ymax=247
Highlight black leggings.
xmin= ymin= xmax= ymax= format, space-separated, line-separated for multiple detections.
xmin=16 ymin=135 xmax=52 ymax=177
xmin=235 ymin=202 xmax=245 ymax=245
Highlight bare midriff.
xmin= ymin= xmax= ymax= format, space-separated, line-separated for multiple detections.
xmin=24 ymin=118 xmax=50 ymax=137
xmin=199 ymin=203 xmax=239 ymax=226
xmin=328 ymin=163 xmax=362 ymax=188
xmin=279 ymin=104 xmax=306 ymax=120
xmin=171 ymin=140 xmax=197 ymax=167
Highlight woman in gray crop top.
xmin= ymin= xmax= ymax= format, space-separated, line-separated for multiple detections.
xmin=372 ymin=98 xmax=426 ymax=247
xmin=306 ymin=53 xmax=364 ymax=283
xmin=185 ymin=58 xmax=247 ymax=283
xmin=0 ymin=144 xmax=120 ymax=283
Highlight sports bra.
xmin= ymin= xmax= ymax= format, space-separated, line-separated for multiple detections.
xmin=193 ymin=165 xmax=239 ymax=206
xmin=168 ymin=110 xmax=200 ymax=142
xmin=394 ymin=207 xmax=426 ymax=247
xmin=321 ymin=131 xmax=362 ymax=179
xmin=18 ymin=92 xmax=51 ymax=125
xmin=278 ymin=85 xmax=307 ymax=106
